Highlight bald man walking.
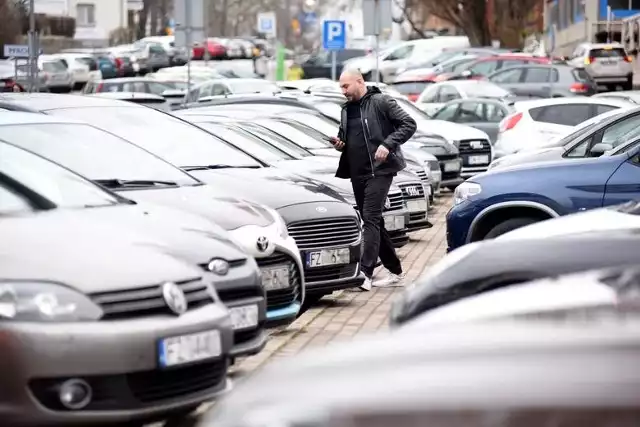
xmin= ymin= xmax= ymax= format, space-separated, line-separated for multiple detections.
xmin=331 ymin=70 xmax=417 ymax=291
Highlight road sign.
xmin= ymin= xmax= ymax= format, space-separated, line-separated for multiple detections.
xmin=3 ymin=44 xmax=41 ymax=58
xmin=322 ymin=20 xmax=346 ymax=50
xmin=257 ymin=12 xmax=277 ymax=38
xmin=363 ymin=0 xmax=392 ymax=36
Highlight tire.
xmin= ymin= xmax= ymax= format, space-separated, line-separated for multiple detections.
xmin=484 ymin=217 xmax=540 ymax=239
xmin=624 ymin=75 xmax=634 ymax=91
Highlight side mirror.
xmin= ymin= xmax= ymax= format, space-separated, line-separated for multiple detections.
xmin=460 ymin=70 xmax=472 ymax=77
xmin=589 ymin=142 xmax=613 ymax=157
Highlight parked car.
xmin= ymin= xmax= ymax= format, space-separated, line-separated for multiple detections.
xmin=446 ymin=139 xmax=640 ymax=251
xmin=593 ymin=89 xmax=640 ymax=104
xmin=390 ymin=230 xmax=640 ymax=325
xmin=89 ymin=92 xmax=173 ymax=111
xmin=38 ymin=55 xmax=74 ymax=93
xmin=131 ymin=40 xmax=171 ymax=72
xmin=486 ymin=63 xmax=598 ymax=97
xmin=300 ymin=49 xmax=368 ymax=80
xmin=0 ymin=141 xmax=235 ymax=425
xmin=415 ymin=80 xmax=514 ymax=116
xmin=82 ymin=77 xmax=175 ymax=95
xmin=435 ymin=54 xmax=551 ymax=81
xmin=138 ymin=35 xmax=189 ymax=65
xmin=428 ymin=97 xmax=514 ymax=143
xmin=567 ymin=42 xmax=634 ymax=90
xmin=492 ymin=97 xmax=634 ymax=159
xmin=395 ymin=54 xmax=484 ymax=83
xmin=0 ymin=108 xmax=303 ymax=327
xmin=192 ymin=39 xmax=226 ymax=60
xmin=184 ymin=78 xmax=281 ymax=104
xmin=51 ymin=53 xmax=102 ymax=89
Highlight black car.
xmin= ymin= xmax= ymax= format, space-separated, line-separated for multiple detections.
xmin=486 ymin=64 xmax=598 ymax=97
xmin=300 ymin=49 xmax=369 ymax=80
xmin=0 ymin=111 xmax=304 ymax=332
xmin=390 ymin=230 xmax=640 ymax=326
xmin=0 ymin=94 xmax=365 ymax=301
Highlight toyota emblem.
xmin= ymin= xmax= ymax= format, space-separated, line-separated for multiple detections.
xmin=256 ymin=236 xmax=269 ymax=252
xmin=207 ymin=258 xmax=230 ymax=276
xmin=162 ymin=282 xmax=188 ymax=315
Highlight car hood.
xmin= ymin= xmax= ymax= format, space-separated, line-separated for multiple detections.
xmin=489 ymin=147 xmax=565 ymax=170
xmin=423 ymin=119 xmax=490 ymax=141
xmin=497 ymin=207 xmax=640 ymax=241
xmin=390 ymin=234 xmax=640 ymax=325
xmin=187 ymin=167 xmax=349 ymax=209
xmin=0 ymin=210 xmax=204 ymax=293
xmin=343 ymin=55 xmax=376 ymax=73
xmin=122 ymin=184 xmax=275 ymax=230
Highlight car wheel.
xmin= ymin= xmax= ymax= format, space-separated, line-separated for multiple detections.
xmin=624 ymin=75 xmax=634 ymax=91
xmin=484 ymin=217 xmax=539 ymax=239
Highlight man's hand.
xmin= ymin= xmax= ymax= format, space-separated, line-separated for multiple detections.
xmin=330 ymin=137 xmax=345 ymax=151
xmin=375 ymin=145 xmax=389 ymax=162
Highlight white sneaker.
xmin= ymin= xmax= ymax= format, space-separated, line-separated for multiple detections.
xmin=360 ymin=276 xmax=372 ymax=291
xmin=373 ymin=272 xmax=406 ymax=288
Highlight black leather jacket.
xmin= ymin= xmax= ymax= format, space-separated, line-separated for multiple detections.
xmin=336 ymin=86 xmax=417 ymax=179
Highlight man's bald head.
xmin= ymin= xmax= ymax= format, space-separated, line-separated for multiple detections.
xmin=339 ymin=68 xmax=367 ymax=102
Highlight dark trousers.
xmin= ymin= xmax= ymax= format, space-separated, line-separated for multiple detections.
xmin=352 ymin=174 xmax=403 ymax=279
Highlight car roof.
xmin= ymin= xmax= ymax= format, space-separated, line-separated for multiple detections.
xmin=441 ymin=97 xmax=510 ymax=105
xmin=513 ymin=96 xmax=636 ymax=110
xmin=0 ymin=111 xmax=84 ymax=126
xmin=0 ymin=93 xmax=145 ymax=111
xmin=88 ymin=92 xmax=166 ymax=101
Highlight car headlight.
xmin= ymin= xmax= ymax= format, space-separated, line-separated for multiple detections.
xmin=266 ymin=207 xmax=288 ymax=239
xmin=454 ymin=182 xmax=481 ymax=205
xmin=0 ymin=281 xmax=103 ymax=322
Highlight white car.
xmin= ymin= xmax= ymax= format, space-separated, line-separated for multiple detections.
xmin=50 ymin=53 xmax=102 ymax=89
xmin=343 ymin=37 xmax=470 ymax=83
xmin=493 ymin=97 xmax=634 ymax=159
xmin=401 ymin=268 xmax=631 ymax=329
xmin=415 ymin=80 xmax=512 ymax=116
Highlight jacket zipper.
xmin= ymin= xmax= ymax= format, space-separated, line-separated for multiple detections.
xmin=360 ymin=106 xmax=375 ymax=177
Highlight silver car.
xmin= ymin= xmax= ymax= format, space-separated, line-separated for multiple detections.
xmin=568 ymin=42 xmax=634 ymax=90
xmin=39 ymin=56 xmax=74 ymax=93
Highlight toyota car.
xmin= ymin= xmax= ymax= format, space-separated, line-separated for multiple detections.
xmin=0 ymin=112 xmax=303 ymax=327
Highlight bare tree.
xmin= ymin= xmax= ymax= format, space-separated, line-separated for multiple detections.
xmin=491 ymin=0 xmax=541 ymax=48
xmin=0 ymin=0 xmax=22 ymax=50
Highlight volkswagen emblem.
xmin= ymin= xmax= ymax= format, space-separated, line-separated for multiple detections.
xmin=470 ymin=140 xmax=484 ymax=149
xmin=384 ymin=197 xmax=391 ymax=210
xmin=207 ymin=258 xmax=230 ymax=276
xmin=316 ymin=206 xmax=327 ymax=213
xmin=256 ymin=236 xmax=269 ymax=252
xmin=162 ymin=282 xmax=188 ymax=315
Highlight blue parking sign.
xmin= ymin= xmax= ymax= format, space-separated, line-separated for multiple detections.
xmin=322 ymin=20 xmax=346 ymax=51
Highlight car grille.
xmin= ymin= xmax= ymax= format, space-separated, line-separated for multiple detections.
xmin=386 ymin=190 xmax=404 ymax=211
xmin=305 ymin=263 xmax=358 ymax=283
xmin=30 ymin=360 xmax=227 ymax=411
xmin=91 ymin=278 xmax=213 ymax=320
xmin=398 ymin=182 xmax=425 ymax=200
xmin=256 ymin=251 xmax=301 ymax=311
xmin=458 ymin=139 xmax=491 ymax=166
xmin=287 ymin=217 xmax=360 ymax=251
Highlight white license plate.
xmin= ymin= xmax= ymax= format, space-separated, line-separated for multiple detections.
xmin=468 ymin=155 xmax=489 ymax=165
xmin=261 ymin=266 xmax=290 ymax=291
xmin=159 ymin=330 xmax=222 ymax=368
xmin=407 ymin=199 xmax=427 ymax=212
xmin=306 ymin=247 xmax=350 ymax=267
xmin=229 ymin=305 xmax=259 ymax=330
xmin=444 ymin=161 xmax=459 ymax=172
xmin=384 ymin=215 xmax=405 ymax=231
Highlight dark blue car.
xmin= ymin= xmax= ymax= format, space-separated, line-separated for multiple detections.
xmin=446 ymin=143 xmax=640 ymax=251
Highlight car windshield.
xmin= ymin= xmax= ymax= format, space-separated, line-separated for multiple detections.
xmin=195 ymin=121 xmax=294 ymax=162
xmin=240 ymin=122 xmax=313 ymax=158
xmin=0 ymin=123 xmax=198 ymax=186
xmin=227 ymin=80 xmax=279 ymax=94
xmin=255 ymin=119 xmax=331 ymax=149
xmin=0 ymin=141 xmax=123 ymax=210
xmin=282 ymin=112 xmax=339 ymax=136
xmin=50 ymin=106 xmax=263 ymax=168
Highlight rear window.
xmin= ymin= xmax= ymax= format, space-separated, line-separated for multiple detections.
xmin=572 ymin=68 xmax=592 ymax=82
xmin=590 ymin=47 xmax=626 ymax=58
xmin=390 ymin=81 xmax=433 ymax=95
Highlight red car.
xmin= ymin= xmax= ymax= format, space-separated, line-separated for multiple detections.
xmin=192 ymin=40 xmax=226 ymax=60
xmin=434 ymin=54 xmax=552 ymax=82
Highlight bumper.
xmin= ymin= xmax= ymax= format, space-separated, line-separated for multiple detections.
xmin=1 ymin=304 xmax=233 ymax=426
xmin=229 ymin=230 xmax=304 ymax=327
xmin=404 ymin=197 xmax=430 ymax=232
xmin=300 ymin=240 xmax=364 ymax=294
xmin=592 ymin=74 xmax=632 ymax=84
xmin=385 ymin=211 xmax=410 ymax=247
xmin=446 ymin=201 xmax=483 ymax=251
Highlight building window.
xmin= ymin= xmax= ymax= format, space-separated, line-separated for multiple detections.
xmin=76 ymin=3 xmax=95 ymax=27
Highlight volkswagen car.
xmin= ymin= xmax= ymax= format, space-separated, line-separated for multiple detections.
xmin=0 ymin=94 xmax=365 ymax=301
xmin=0 ymin=111 xmax=303 ymax=327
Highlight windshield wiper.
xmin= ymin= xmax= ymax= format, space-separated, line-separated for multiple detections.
xmin=182 ymin=164 xmax=260 ymax=171
xmin=95 ymin=179 xmax=178 ymax=188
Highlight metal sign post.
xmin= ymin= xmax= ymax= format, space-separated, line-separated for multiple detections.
xmin=322 ymin=20 xmax=346 ymax=81
xmin=363 ymin=0 xmax=391 ymax=84
xmin=174 ymin=0 xmax=205 ymax=89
